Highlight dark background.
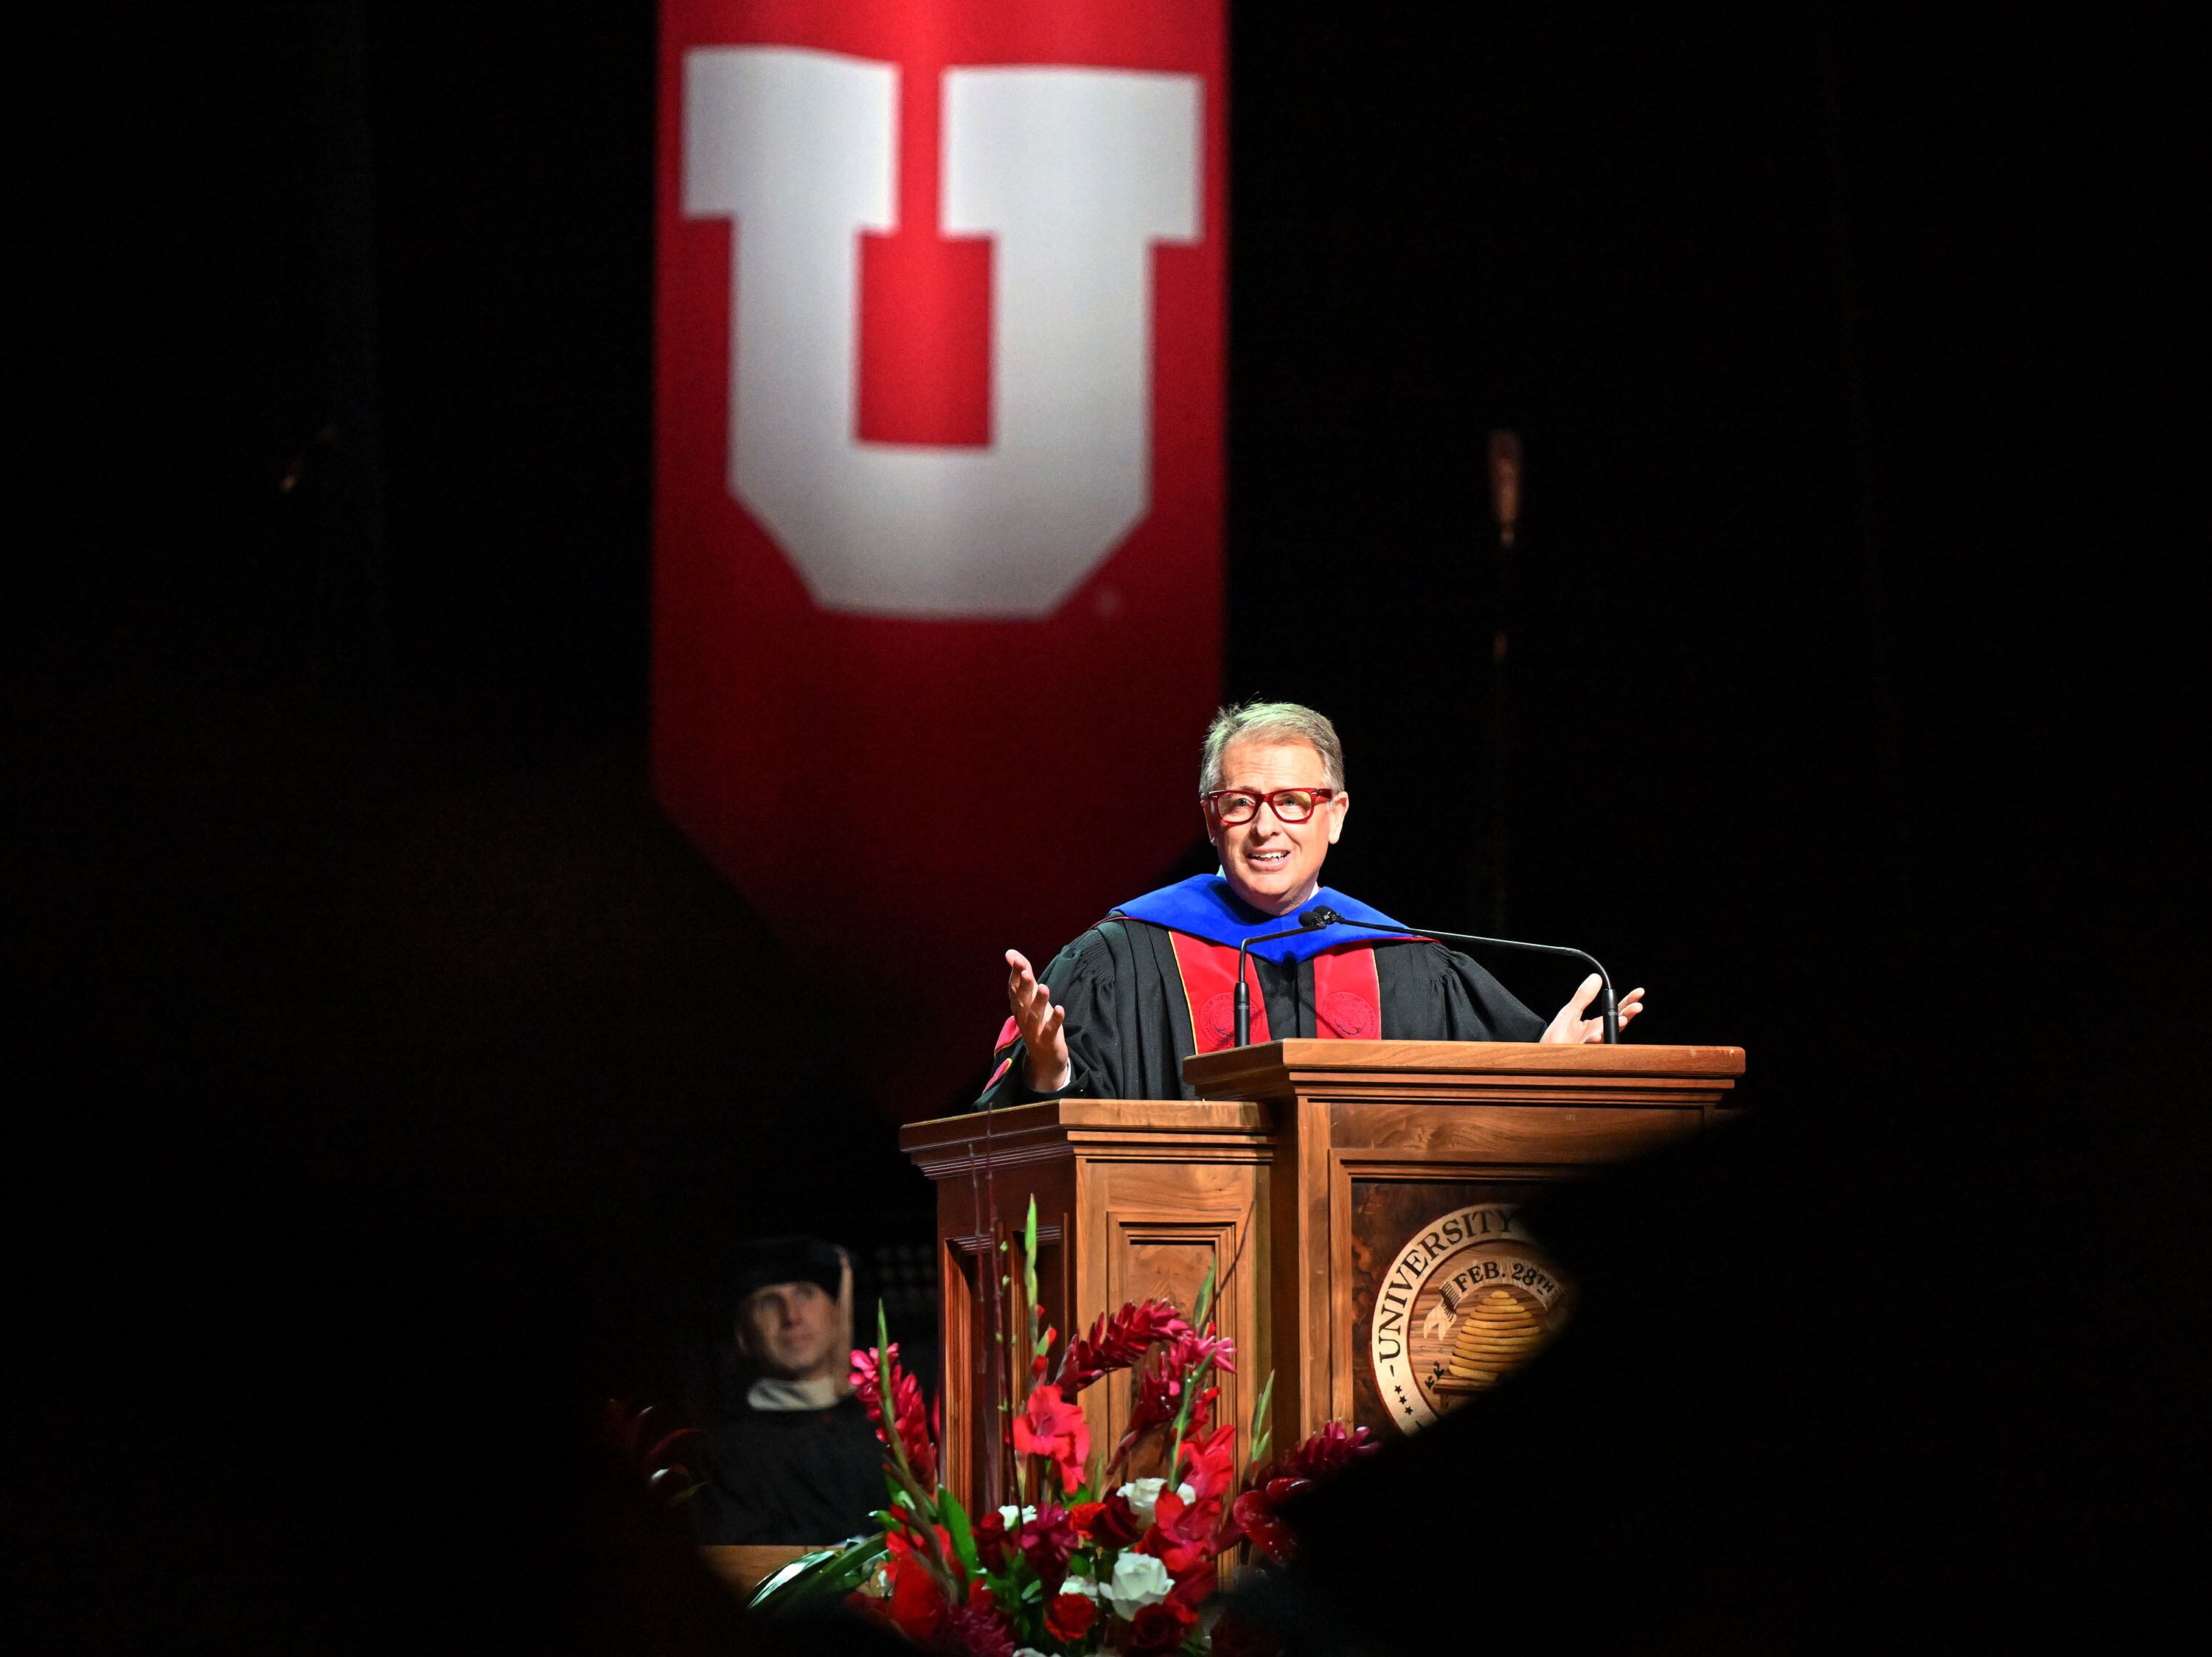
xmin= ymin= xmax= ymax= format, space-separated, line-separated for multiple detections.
xmin=9 ymin=4 xmax=2194 ymax=1649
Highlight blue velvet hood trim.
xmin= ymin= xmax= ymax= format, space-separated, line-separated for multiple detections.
xmin=1112 ymin=875 xmax=1422 ymax=964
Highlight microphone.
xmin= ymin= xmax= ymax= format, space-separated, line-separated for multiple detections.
xmin=1305 ymin=906 xmax=1622 ymax=1043
xmin=1234 ymin=908 xmax=1335 ymax=1047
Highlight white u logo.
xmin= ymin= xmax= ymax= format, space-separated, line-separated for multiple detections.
xmin=682 ymin=48 xmax=1203 ymax=618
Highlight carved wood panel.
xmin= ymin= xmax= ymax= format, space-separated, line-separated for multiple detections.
xmin=1077 ymin=1150 xmax=1265 ymax=1488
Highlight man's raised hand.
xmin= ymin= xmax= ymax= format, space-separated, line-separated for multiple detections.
xmin=1004 ymin=949 xmax=1071 ymax=1091
xmin=1540 ymin=973 xmax=1646 ymax=1044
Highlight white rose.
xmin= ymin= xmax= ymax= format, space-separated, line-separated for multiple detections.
xmin=1060 ymin=1571 xmax=1101 ymax=1602
xmin=1014 ymin=1650 xmax=1050 ymax=1657
xmin=998 ymin=1504 xmax=1038 ymax=1530
xmin=1113 ymin=1476 xmax=1195 ymax=1526
xmin=1116 ymin=1477 xmax=1166 ymax=1525
xmin=1101 ymin=1550 xmax=1174 ymax=1618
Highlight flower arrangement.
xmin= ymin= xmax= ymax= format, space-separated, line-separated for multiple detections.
xmin=754 ymin=1202 xmax=1377 ymax=1654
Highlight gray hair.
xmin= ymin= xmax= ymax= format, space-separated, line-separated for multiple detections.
xmin=1199 ymin=701 xmax=1346 ymax=793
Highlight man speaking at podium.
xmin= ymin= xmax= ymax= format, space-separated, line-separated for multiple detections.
xmin=979 ymin=701 xmax=1646 ymax=1108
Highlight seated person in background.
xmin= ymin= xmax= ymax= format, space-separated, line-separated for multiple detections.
xmin=692 ymin=1235 xmax=886 ymax=1545
xmin=981 ymin=700 xmax=1646 ymax=1107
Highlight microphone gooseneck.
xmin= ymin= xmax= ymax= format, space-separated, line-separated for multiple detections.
xmin=1228 ymin=902 xmax=1620 ymax=1046
xmin=1325 ymin=914 xmax=1621 ymax=1043
xmin=1234 ymin=911 xmax=1329 ymax=1046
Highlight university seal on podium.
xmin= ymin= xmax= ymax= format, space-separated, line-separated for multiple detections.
xmin=1368 ymin=1203 xmax=1570 ymax=1432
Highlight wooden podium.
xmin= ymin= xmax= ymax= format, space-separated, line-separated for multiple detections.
xmin=899 ymin=1041 xmax=1743 ymax=1507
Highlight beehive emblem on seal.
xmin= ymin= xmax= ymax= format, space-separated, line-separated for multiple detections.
xmin=1368 ymin=1203 xmax=1570 ymax=1432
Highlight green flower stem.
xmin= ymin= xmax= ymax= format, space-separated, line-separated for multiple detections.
xmin=1248 ymin=1369 xmax=1276 ymax=1468
xmin=868 ymin=1304 xmax=960 ymax=1599
xmin=1164 ymin=1347 xmax=1217 ymax=1484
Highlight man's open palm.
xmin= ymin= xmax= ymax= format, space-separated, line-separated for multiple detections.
xmin=1543 ymin=973 xmax=1646 ymax=1043
xmin=1005 ymin=950 xmax=1071 ymax=1091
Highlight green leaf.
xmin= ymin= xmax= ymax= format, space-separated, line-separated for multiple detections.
xmin=1192 ymin=1258 xmax=1217 ymax=1330
xmin=1250 ymin=1369 xmax=1277 ymax=1466
xmin=937 ymin=1487 xmax=981 ymax=1577
xmin=746 ymin=1546 xmax=839 ymax=1608
xmin=748 ymin=1535 xmax=887 ymax=1613
xmin=1023 ymin=1196 xmax=1048 ymax=1375
xmin=1023 ymin=1198 xmax=1040 ymax=1299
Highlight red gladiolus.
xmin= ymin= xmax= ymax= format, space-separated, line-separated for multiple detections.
xmin=849 ymin=1344 xmax=887 ymax=1411
xmin=1170 ymin=1326 xmax=1239 ymax=1378
xmin=882 ymin=1549 xmax=947 ymax=1642
xmin=1229 ymin=1479 xmax=1307 ymax=1564
xmin=1225 ymin=1419 xmax=1381 ymax=1562
xmin=1272 ymin=1418 xmax=1378 ymax=1481
xmin=849 ymin=1343 xmax=939 ymax=1492
xmin=1127 ymin=1598 xmax=1200 ymax=1654
xmin=1009 ymin=1383 xmax=1091 ymax=1493
xmin=883 ymin=1513 xmax=964 ymax=1595
xmin=1056 ymin=1298 xmax=1193 ymax=1398
xmin=1178 ymin=1422 xmax=1239 ymax=1508
xmin=1141 ymin=1488 xmax=1220 ymax=1577
xmin=1110 ymin=1327 xmax=1237 ymax=1470
xmin=1168 ymin=1558 xmax=1216 ymax=1611
xmin=1185 ymin=1383 xmax=1221 ymax=1438
xmin=1043 ymin=1591 xmax=1098 ymax=1643
xmin=1111 ymin=1356 xmax=1181 ymax=1467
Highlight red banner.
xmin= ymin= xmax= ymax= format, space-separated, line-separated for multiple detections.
xmin=654 ymin=1 xmax=1226 ymax=1118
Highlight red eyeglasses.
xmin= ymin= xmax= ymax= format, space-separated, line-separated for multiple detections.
xmin=1201 ymin=787 xmax=1340 ymax=825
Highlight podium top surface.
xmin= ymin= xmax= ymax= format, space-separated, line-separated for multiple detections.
xmin=899 ymin=1042 xmax=1745 ymax=1158
xmin=900 ymin=1097 xmax=1270 ymax=1158
xmin=1184 ymin=1038 xmax=1745 ymax=1094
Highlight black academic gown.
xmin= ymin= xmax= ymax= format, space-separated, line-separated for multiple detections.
xmin=691 ymin=1383 xmax=886 ymax=1546
xmin=976 ymin=917 xmax=1547 ymax=1108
